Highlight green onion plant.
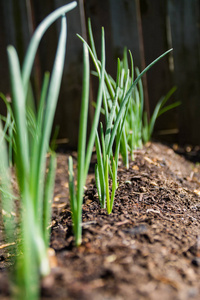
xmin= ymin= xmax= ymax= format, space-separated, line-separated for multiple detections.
xmin=0 ymin=2 xmax=77 ymax=300
xmin=68 ymin=28 xmax=105 ymax=247
xmin=120 ymin=48 xmax=180 ymax=157
xmin=78 ymin=19 xmax=174 ymax=215
xmin=142 ymin=86 xmax=180 ymax=144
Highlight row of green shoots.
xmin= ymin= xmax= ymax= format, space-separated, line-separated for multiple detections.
xmin=0 ymin=2 xmax=180 ymax=299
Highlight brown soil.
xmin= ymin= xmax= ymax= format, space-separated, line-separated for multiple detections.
xmin=1 ymin=142 xmax=200 ymax=300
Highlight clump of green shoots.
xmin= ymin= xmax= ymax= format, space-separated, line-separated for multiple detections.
xmin=78 ymin=20 xmax=174 ymax=216
xmin=142 ymin=85 xmax=179 ymax=144
xmin=0 ymin=2 xmax=77 ymax=299
xmin=120 ymin=48 xmax=180 ymax=160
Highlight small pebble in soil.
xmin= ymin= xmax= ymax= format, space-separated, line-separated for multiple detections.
xmin=191 ymin=257 xmax=200 ymax=267
xmin=122 ymin=224 xmax=148 ymax=235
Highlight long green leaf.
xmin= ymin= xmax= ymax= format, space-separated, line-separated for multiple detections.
xmin=68 ymin=156 xmax=76 ymax=226
xmin=109 ymin=158 xmax=117 ymax=213
xmin=7 ymin=46 xmax=30 ymax=183
xmin=105 ymin=155 xmax=110 ymax=213
xmin=83 ymin=27 xmax=105 ymax=182
xmin=43 ymin=152 xmax=57 ymax=248
xmin=75 ymin=42 xmax=90 ymax=246
xmin=77 ymin=43 xmax=90 ymax=206
xmin=0 ymin=121 xmax=15 ymax=245
xmin=95 ymin=131 xmax=106 ymax=208
xmin=34 ymin=15 xmax=67 ymax=227
xmin=104 ymin=59 xmax=121 ymax=151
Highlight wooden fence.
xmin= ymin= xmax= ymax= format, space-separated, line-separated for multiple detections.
xmin=0 ymin=0 xmax=200 ymax=147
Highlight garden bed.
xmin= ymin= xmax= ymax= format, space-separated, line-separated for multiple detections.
xmin=1 ymin=142 xmax=200 ymax=299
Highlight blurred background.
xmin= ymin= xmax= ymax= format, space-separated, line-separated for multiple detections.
xmin=0 ymin=0 xmax=200 ymax=148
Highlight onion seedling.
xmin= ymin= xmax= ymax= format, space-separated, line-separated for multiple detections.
xmin=68 ymin=29 xmax=105 ymax=246
xmin=119 ymin=49 xmax=180 ymax=153
xmin=0 ymin=2 xmax=77 ymax=299
xmin=142 ymin=86 xmax=180 ymax=144
xmin=79 ymin=20 xmax=173 ymax=215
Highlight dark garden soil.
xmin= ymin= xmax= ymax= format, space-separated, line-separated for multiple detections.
xmin=1 ymin=142 xmax=200 ymax=300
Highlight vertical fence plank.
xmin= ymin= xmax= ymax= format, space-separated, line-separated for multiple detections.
xmin=168 ymin=0 xmax=200 ymax=145
xmin=0 ymin=0 xmax=33 ymax=112
xmin=140 ymin=0 xmax=177 ymax=142
xmin=84 ymin=0 xmax=142 ymax=76
xmin=108 ymin=0 xmax=142 ymax=69
xmin=84 ymin=0 xmax=114 ymax=76
xmin=0 ymin=1 xmax=10 ymax=96
xmin=52 ymin=0 xmax=83 ymax=148
xmin=0 ymin=1 xmax=10 ymax=120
